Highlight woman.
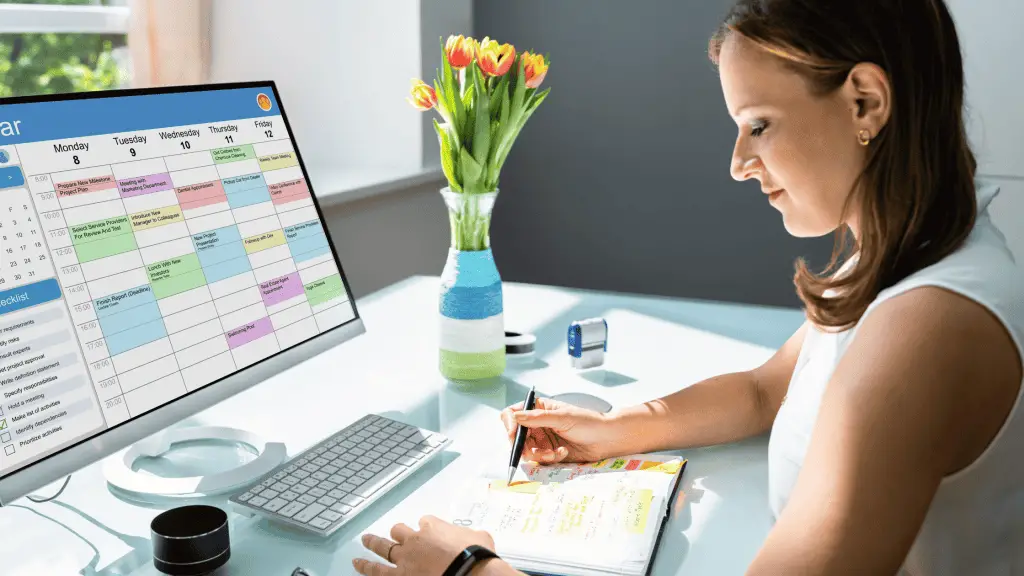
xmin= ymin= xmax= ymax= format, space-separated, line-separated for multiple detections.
xmin=355 ymin=0 xmax=1024 ymax=574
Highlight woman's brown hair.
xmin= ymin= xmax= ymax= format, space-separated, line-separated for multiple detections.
xmin=708 ymin=0 xmax=978 ymax=331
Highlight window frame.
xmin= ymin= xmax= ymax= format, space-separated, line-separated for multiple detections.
xmin=0 ymin=3 xmax=129 ymax=35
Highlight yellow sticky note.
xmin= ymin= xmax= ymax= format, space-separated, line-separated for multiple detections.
xmin=644 ymin=460 xmax=684 ymax=474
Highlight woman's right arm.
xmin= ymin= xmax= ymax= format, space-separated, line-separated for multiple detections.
xmin=607 ymin=320 xmax=808 ymax=455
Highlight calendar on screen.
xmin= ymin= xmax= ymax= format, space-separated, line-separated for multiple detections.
xmin=0 ymin=86 xmax=356 ymax=475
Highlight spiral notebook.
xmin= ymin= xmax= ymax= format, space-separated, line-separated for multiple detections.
xmin=448 ymin=453 xmax=687 ymax=576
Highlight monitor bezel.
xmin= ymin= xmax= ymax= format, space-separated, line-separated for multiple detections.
xmin=0 ymin=81 xmax=365 ymax=505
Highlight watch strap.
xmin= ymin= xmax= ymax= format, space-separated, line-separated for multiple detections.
xmin=443 ymin=544 xmax=499 ymax=576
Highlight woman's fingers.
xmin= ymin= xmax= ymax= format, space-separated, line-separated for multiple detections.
xmin=389 ymin=523 xmax=414 ymax=544
xmin=361 ymin=533 xmax=399 ymax=562
xmin=352 ymin=558 xmax=398 ymax=576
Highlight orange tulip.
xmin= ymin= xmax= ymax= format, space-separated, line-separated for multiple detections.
xmin=521 ymin=52 xmax=549 ymax=88
xmin=407 ymin=79 xmax=437 ymax=111
xmin=477 ymin=37 xmax=516 ymax=77
xmin=445 ymin=35 xmax=476 ymax=69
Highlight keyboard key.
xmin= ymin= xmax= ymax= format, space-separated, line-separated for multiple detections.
xmin=336 ymin=454 xmax=356 ymax=464
xmin=367 ymin=450 xmax=385 ymax=460
xmin=321 ymin=482 xmax=338 ymax=492
xmin=389 ymin=446 xmax=407 ymax=456
xmin=396 ymin=456 xmax=417 ymax=467
xmin=338 ymin=468 xmax=355 ymax=478
xmin=399 ymin=441 xmax=416 ymax=450
xmin=261 ymin=478 xmax=276 ymax=488
xmin=284 ymin=465 xmax=298 ymax=473
xmin=294 ymin=503 xmax=327 ymax=523
xmin=309 ymin=517 xmax=333 ymax=530
xmin=328 ymin=474 xmax=347 ymax=484
xmin=264 ymin=498 xmax=287 ymax=512
xmin=408 ymin=449 xmax=430 ymax=459
xmin=298 ymin=494 xmax=317 ymax=505
xmin=340 ymin=440 xmax=356 ymax=449
xmin=292 ymin=485 xmax=310 ymax=495
xmin=364 ymin=436 xmax=382 ymax=446
xmin=322 ymin=465 xmax=339 ymax=475
xmin=294 ymin=470 xmax=311 ymax=480
xmin=279 ymin=501 xmax=307 ymax=518
xmin=328 ymin=489 xmax=347 ymax=499
xmin=282 ymin=476 xmax=300 ymax=486
xmin=366 ymin=463 xmax=384 ymax=474
xmin=273 ymin=471 xmax=288 ymax=480
xmin=313 ymin=457 xmax=330 ymax=467
xmin=320 ymin=510 xmax=343 ymax=522
xmin=352 ymin=464 xmax=405 ymax=499
xmin=373 ymin=432 xmax=390 ymax=441
xmin=377 ymin=455 xmax=396 ymax=464
xmin=262 ymin=489 xmax=280 ymax=500
xmin=249 ymin=496 xmax=269 ymax=507
xmin=339 ymin=482 xmax=357 ymax=492
xmin=251 ymin=485 xmax=265 ymax=494
xmin=301 ymin=478 xmax=319 ymax=488
xmin=271 ymin=482 xmax=290 ymax=493
xmin=308 ymin=488 xmax=327 ymax=498
xmin=349 ymin=448 xmax=366 ymax=457
xmin=356 ymin=470 xmax=375 ymax=480
xmin=302 ymin=464 xmax=318 ymax=474
xmin=348 ymin=476 xmax=366 ymax=486
xmin=381 ymin=440 xmax=399 ymax=448
xmin=340 ymin=494 xmax=364 ymax=507
xmin=356 ymin=456 xmax=374 ymax=466
xmin=330 ymin=503 xmax=353 ymax=515
xmin=366 ymin=425 xmax=382 ymax=433
xmin=281 ymin=491 xmax=299 ymax=501
xmin=318 ymin=496 xmax=338 ymax=507
xmin=238 ymin=492 xmax=252 ymax=502
xmin=315 ymin=447 xmax=328 ymax=455
xmin=295 ymin=458 xmax=310 ymax=467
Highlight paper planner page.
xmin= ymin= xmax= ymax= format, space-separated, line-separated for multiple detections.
xmin=450 ymin=454 xmax=685 ymax=569
xmin=0 ymin=87 xmax=356 ymax=477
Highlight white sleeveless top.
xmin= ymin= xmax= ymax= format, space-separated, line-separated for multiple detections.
xmin=768 ymin=179 xmax=1024 ymax=575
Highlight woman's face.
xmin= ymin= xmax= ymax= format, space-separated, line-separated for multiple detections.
xmin=718 ymin=34 xmax=873 ymax=238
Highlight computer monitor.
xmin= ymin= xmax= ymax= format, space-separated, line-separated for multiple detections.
xmin=0 ymin=82 xmax=365 ymax=505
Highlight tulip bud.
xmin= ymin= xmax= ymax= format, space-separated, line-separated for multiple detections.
xmin=407 ymin=79 xmax=437 ymax=111
xmin=445 ymin=35 xmax=476 ymax=69
xmin=477 ymin=37 xmax=516 ymax=77
xmin=521 ymin=52 xmax=549 ymax=89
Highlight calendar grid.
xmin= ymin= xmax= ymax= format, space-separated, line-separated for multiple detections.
xmin=24 ymin=121 xmax=353 ymax=427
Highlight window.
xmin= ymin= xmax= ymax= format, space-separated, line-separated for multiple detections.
xmin=0 ymin=0 xmax=130 ymax=98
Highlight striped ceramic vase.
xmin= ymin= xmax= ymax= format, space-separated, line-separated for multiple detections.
xmin=438 ymin=189 xmax=506 ymax=381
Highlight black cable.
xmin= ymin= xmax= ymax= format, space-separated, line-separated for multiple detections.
xmin=26 ymin=474 xmax=72 ymax=503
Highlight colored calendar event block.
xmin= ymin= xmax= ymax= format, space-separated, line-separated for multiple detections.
xmin=287 ymin=229 xmax=330 ymax=262
xmin=94 ymin=285 xmax=156 ymax=317
xmin=257 ymin=151 xmax=298 ymax=172
xmin=105 ymin=318 xmax=167 ymax=357
xmin=212 ymin=145 xmax=256 ymax=164
xmin=269 ymin=179 xmax=310 ymax=205
xmin=130 ymin=205 xmax=183 ymax=231
xmin=304 ymin=273 xmax=343 ymax=307
xmin=70 ymin=216 xmax=138 ymax=263
xmin=222 ymin=173 xmax=271 ymax=209
xmin=146 ymin=253 xmax=207 ymax=299
xmin=225 ymin=316 xmax=274 ymax=349
xmin=118 ymin=173 xmax=173 ymax=198
xmin=243 ymin=230 xmax=285 ymax=254
xmin=192 ymin=227 xmax=251 ymax=283
xmin=55 ymin=175 xmax=117 ymax=198
xmin=97 ymin=299 xmax=163 ymax=337
xmin=259 ymin=272 xmax=304 ymax=306
xmin=177 ymin=180 xmax=228 ymax=211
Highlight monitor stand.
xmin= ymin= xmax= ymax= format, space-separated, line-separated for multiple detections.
xmin=102 ymin=426 xmax=286 ymax=499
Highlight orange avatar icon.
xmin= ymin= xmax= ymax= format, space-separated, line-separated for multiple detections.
xmin=256 ymin=93 xmax=272 ymax=111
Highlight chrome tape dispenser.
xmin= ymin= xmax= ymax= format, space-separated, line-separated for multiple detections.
xmin=568 ymin=317 xmax=607 ymax=369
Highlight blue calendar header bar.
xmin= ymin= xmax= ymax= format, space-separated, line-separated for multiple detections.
xmin=0 ymin=86 xmax=280 ymax=145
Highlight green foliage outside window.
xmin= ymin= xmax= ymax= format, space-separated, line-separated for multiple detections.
xmin=0 ymin=0 xmax=128 ymax=98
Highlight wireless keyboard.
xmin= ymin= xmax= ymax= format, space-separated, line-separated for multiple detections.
xmin=229 ymin=414 xmax=451 ymax=536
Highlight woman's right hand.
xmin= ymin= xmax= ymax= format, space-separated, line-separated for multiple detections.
xmin=499 ymin=397 xmax=622 ymax=464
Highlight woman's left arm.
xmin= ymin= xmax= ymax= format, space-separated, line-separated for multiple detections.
xmin=747 ymin=287 xmax=1022 ymax=576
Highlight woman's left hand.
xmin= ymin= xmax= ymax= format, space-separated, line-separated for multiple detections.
xmin=353 ymin=515 xmax=497 ymax=575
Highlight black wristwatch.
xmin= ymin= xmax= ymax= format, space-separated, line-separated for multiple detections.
xmin=442 ymin=545 xmax=500 ymax=576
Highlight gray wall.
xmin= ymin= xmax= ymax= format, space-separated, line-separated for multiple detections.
xmin=475 ymin=0 xmax=833 ymax=308
xmin=320 ymin=183 xmax=450 ymax=300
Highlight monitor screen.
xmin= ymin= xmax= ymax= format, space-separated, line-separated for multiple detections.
xmin=0 ymin=84 xmax=357 ymax=481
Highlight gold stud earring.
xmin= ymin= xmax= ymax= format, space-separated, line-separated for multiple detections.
xmin=857 ymin=129 xmax=872 ymax=146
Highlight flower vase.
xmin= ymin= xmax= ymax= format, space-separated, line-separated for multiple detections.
xmin=438 ymin=188 xmax=506 ymax=382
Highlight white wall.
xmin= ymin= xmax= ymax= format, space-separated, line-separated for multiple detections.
xmin=947 ymin=0 xmax=1024 ymax=263
xmin=207 ymin=0 xmax=473 ymax=298
xmin=208 ymin=0 xmax=423 ymax=173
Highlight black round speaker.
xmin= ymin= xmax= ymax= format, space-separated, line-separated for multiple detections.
xmin=150 ymin=505 xmax=230 ymax=575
